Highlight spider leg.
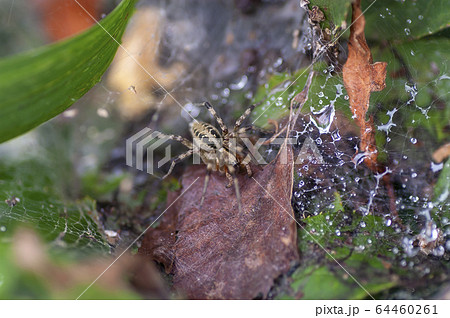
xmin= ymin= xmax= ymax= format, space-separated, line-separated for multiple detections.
xmin=241 ymin=155 xmax=253 ymax=176
xmin=154 ymin=131 xmax=192 ymax=148
xmin=229 ymin=125 xmax=256 ymax=138
xmin=199 ymin=168 xmax=211 ymax=207
xmin=203 ymin=102 xmax=228 ymax=134
xmin=233 ymin=103 xmax=256 ymax=131
xmin=225 ymin=170 xmax=233 ymax=188
xmin=162 ymin=149 xmax=193 ymax=179
xmin=224 ymin=168 xmax=243 ymax=213
xmin=233 ymin=174 xmax=243 ymax=215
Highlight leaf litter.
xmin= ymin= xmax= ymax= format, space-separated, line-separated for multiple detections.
xmin=139 ymin=73 xmax=314 ymax=299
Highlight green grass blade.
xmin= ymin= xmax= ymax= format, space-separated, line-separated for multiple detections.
xmin=0 ymin=0 xmax=137 ymax=143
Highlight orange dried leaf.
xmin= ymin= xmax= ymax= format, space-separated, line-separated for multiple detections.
xmin=342 ymin=0 xmax=387 ymax=171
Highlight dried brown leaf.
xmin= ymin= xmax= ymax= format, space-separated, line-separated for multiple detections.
xmin=432 ymin=143 xmax=450 ymax=163
xmin=342 ymin=0 xmax=387 ymax=172
xmin=341 ymin=0 xmax=399 ymax=217
xmin=140 ymin=157 xmax=298 ymax=299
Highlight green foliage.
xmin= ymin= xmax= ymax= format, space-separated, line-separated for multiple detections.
xmin=0 ymin=0 xmax=137 ymax=143
xmin=0 ymin=158 xmax=145 ymax=299
xmin=81 ymin=171 xmax=127 ymax=201
xmin=150 ymin=179 xmax=181 ymax=211
xmin=251 ymin=63 xmax=351 ymax=128
xmin=286 ymin=264 xmax=395 ymax=300
xmin=285 ymin=196 xmax=399 ymax=299
xmin=364 ymin=0 xmax=450 ymax=41
xmin=433 ymin=158 xmax=450 ymax=228
xmin=298 ymin=205 xmax=396 ymax=258
xmin=372 ymin=38 xmax=450 ymax=142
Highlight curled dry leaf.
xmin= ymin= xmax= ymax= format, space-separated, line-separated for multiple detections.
xmin=342 ymin=0 xmax=397 ymax=216
xmin=342 ymin=0 xmax=387 ymax=172
xmin=140 ymin=72 xmax=314 ymax=299
xmin=432 ymin=143 xmax=450 ymax=163
xmin=140 ymin=159 xmax=298 ymax=299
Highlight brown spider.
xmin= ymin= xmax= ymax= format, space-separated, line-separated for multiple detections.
xmin=153 ymin=102 xmax=256 ymax=213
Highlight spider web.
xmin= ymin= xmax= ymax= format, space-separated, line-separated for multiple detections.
xmin=0 ymin=160 xmax=109 ymax=253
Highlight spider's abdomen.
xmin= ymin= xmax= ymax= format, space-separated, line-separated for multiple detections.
xmin=190 ymin=122 xmax=222 ymax=151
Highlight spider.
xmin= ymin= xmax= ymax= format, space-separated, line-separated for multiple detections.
xmin=153 ymin=102 xmax=256 ymax=213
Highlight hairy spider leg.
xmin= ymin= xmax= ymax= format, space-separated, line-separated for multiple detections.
xmin=233 ymin=103 xmax=256 ymax=132
xmin=240 ymin=153 xmax=253 ymax=176
xmin=162 ymin=149 xmax=193 ymax=179
xmin=203 ymin=102 xmax=228 ymax=135
xmin=154 ymin=131 xmax=192 ymax=148
xmin=153 ymin=132 xmax=193 ymax=179
xmin=230 ymin=172 xmax=243 ymax=215
xmin=199 ymin=168 xmax=211 ymax=207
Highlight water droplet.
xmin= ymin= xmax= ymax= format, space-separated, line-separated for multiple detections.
xmin=360 ymin=221 xmax=366 ymax=228
xmin=0 ymin=226 xmax=6 ymax=232
xmin=344 ymin=95 xmax=349 ymax=100
xmin=410 ymin=50 xmax=415 ymax=56
xmin=411 ymin=172 xmax=417 ymax=178
xmin=410 ymin=138 xmax=417 ymax=144
xmin=335 ymin=230 xmax=341 ymax=236
xmin=230 ymin=75 xmax=248 ymax=90
xmin=385 ymin=219 xmax=392 ymax=227
xmin=405 ymin=83 xmax=418 ymax=106
xmin=318 ymin=91 xmax=324 ymax=97
xmin=406 ymin=19 xmax=412 ymax=24
xmin=273 ymin=57 xmax=283 ymax=68
xmin=432 ymin=246 xmax=445 ymax=257
xmin=310 ymin=104 xmax=335 ymax=134
xmin=431 ymin=161 xmax=444 ymax=172
xmin=418 ymin=15 xmax=423 ymax=20
xmin=404 ymin=28 xmax=411 ymax=35
xmin=97 ymin=108 xmax=109 ymax=118
xmin=379 ymin=14 xmax=385 ymax=18
xmin=392 ymin=247 xmax=399 ymax=254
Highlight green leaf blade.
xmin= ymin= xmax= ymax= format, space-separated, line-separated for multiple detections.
xmin=0 ymin=0 xmax=137 ymax=143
